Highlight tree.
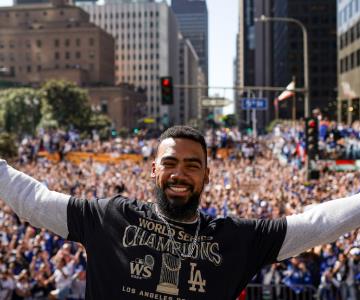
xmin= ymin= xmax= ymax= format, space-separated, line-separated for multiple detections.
xmin=88 ymin=113 xmax=113 ymax=140
xmin=0 ymin=132 xmax=17 ymax=158
xmin=222 ymin=114 xmax=237 ymax=128
xmin=39 ymin=80 xmax=92 ymax=131
xmin=0 ymin=88 xmax=41 ymax=137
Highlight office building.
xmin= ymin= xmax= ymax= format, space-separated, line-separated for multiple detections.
xmin=338 ymin=0 xmax=360 ymax=124
xmin=178 ymin=34 xmax=205 ymax=126
xmin=14 ymin=0 xmax=97 ymax=5
xmin=0 ymin=0 xmax=114 ymax=86
xmin=234 ymin=0 xmax=257 ymax=129
xmin=80 ymin=0 xmax=202 ymax=126
xmin=172 ymin=0 xmax=208 ymax=84
xmin=273 ymin=0 xmax=337 ymax=119
xmin=0 ymin=0 xmax=146 ymax=129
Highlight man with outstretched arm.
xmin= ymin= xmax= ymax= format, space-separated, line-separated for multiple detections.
xmin=0 ymin=125 xmax=359 ymax=299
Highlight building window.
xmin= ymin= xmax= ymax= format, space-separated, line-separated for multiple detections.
xmin=36 ymin=40 xmax=42 ymax=48
xmin=351 ymin=52 xmax=355 ymax=69
xmin=65 ymin=39 xmax=70 ymax=47
xmin=75 ymin=52 xmax=81 ymax=59
xmin=351 ymin=26 xmax=355 ymax=43
xmin=27 ymin=65 xmax=31 ymax=73
xmin=345 ymin=56 xmax=349 ymax=71
xmin=89 ymin=38 xmax=94 ymax=46
xmin=37 ymin=65 xmax=42 ymax=71
xmin=54 ymin=52 xmax=60 ymax=60
xmin=54 ymin=39 xmax=60 ymax=47
xmin=76 ymin=38 xmax=81 ymax=46
xmin=101 ymin=100 xmax=108 ymax=113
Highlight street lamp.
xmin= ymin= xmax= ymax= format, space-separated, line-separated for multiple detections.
xmin=255 ymin=15 xmax=310 ymax=118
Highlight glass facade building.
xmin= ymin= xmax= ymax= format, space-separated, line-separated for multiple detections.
xmin=171 ymin=0 xmax=208 ymax=83
xmin=273 ymin=0 xmax=337 ymax=119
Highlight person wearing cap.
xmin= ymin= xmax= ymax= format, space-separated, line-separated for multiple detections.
xmin=2 ymin=125 xmax=360 ymax=299
xmin=345 ymin=247 xmax=360 ymax=299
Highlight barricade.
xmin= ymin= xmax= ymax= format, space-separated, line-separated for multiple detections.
xmin=241 ymin=284 xmax=318 ymax=300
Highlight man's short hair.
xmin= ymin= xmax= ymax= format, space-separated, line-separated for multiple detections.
xmin=157 ymin=126 xmax=207 ymax=163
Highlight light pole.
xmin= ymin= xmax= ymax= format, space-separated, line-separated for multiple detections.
xmin=255 ymin=15 xmax=310 ymax=118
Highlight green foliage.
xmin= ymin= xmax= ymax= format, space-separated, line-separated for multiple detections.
xmin=222 ymin=114 xmax=237 ymax=127
xmin=265 ymin=119 xmax=281 ymax=133
xmin=88 ymin=113 xmax=112 ymax=140
xmin=265 ymin=119 xmax=294 ymax=133
xmin=0 ymin=132 xmax=17 ymax=158
xmin=118 ymin=127 xmax=129 ymax=138
xmin=0 ymin=88 xmax=41 ymax=137
xmin=39 ymin=80 xmax=92 ymax=131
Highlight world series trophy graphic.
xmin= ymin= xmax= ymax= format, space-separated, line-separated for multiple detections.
xmin=156 ymin=253 xmax=181 ymax=296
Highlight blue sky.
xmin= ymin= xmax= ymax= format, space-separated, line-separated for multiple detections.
xmin=0 ymin=0 xmax=238 ymax=112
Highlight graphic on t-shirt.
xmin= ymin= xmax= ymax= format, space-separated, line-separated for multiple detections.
xmin=156 ymin=253 xmax=181 ymax=296
xmin=130 ymin=255 xmax=155 ymax=280
xmin=188 ymin=262 xmax=206 ymax=293
xmin=121 ymin=217 xmax=224 ymax=297
xmin=122 ymin=217 xmax=223 ymax=266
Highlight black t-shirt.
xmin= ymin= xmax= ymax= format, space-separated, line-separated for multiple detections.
xmin=67 ymin=196 xmax=287 ymax=300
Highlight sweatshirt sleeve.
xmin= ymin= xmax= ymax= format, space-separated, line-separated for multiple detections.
xmin=0 ymin=159 xmax=70 ymax=238
xmin=277 ymin=192 xmax=360 ymax=261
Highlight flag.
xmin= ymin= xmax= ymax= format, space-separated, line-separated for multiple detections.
xmin=278 ymin=81 xmax=295 ymax=102
xmin=274 ymin=98 xmax=279 ymax=107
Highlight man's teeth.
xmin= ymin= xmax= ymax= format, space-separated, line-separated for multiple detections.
xmin=169 ymin=186 xmax=189 ymax=192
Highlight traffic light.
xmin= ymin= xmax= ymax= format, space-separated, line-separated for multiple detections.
xmin=111 ymin=128 xmax=117 ymax=137
xmin=305 ymin=117 xmax=319 ymax=160
xmin=160 ymin=76 xmax=173 ymax=105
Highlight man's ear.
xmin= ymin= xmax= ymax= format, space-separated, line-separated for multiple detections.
xmin=204 ymin=167 xmax=210 ymax=184
xmin=151 ymin=161 xmax=156 ymax=178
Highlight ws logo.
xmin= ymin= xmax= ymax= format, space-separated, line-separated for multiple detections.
xmin=130 ymin=255 xmax=155 ymax=280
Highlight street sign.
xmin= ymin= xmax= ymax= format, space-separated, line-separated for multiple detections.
xmin=241 ymin=98 xmax=268 ymax=110
xmin=142 ymin=118 xmax=155 ymax=124
xmin=202 ymin=97 xmax=231 ymax=107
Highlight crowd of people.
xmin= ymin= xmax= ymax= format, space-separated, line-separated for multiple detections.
xmin=2 ymin=121 xmax=360 ymax=299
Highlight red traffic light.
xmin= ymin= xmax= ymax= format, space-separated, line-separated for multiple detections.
xmin=308 ymin=120 xmax=316 ymax=128
xmin=162 ymin=78 xmax=170 ymax=87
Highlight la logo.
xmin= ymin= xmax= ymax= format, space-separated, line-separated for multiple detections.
xmin=188 ymin=263 xmax=206 ymax=293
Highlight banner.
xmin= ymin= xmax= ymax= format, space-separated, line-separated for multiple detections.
xmin=37 ymin=151 xmax=142 ymax=164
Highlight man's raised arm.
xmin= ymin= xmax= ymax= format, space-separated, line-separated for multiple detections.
xmin=0 ymin=159 xmax=70 ymax=238
xmin=278 ymin=192 xmax=360 ymax=261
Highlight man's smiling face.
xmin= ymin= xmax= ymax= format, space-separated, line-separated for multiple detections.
xmin=151 ymin=137 xmax=209 ymax=221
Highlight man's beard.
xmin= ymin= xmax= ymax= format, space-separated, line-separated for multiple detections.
xmin=155 ymin=184 xmax=202 ymax=222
